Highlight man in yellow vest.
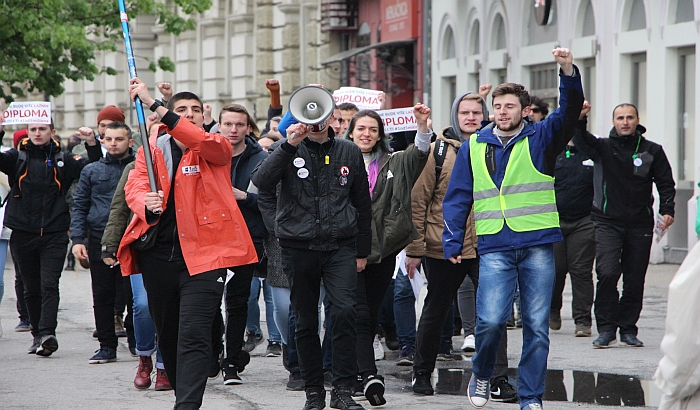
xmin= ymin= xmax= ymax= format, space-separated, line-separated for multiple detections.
xmin=442 ymin=48 xmax=584 ymax=410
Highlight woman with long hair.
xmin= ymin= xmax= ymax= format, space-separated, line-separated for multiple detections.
xmin=345 ymin=106 xmax=430 ymax=406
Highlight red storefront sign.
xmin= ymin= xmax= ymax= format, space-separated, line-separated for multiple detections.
xmin=381 ymin=0 xmax=419 ymax=41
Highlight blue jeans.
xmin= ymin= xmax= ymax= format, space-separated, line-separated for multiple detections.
xmin=130 ymin=274 xmax=163 ymax=367
xmin=472 ymin=244 xmax=555 ymax=408
xmin=247 ymin=278 xmax=281 ymax=343
xmin=393 ymin=273 xmax=416 ymax=352
xmin=0 ymin=239 xmax=8 ymax=306
xmin=270 ymin=286 xmax=291 ymax=344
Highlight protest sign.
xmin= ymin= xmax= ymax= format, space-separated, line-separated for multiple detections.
xmin=2 ymin=101 xmax=52 ymax=125
xmin=332 ymin=87 xmax=383 ymax=110
xmin=377 ymin=107 xmax=417 ymax=134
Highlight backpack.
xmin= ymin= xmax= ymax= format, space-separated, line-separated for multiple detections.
xmin=3 ymin=149 xmax=69 ymax=207
xmin=434 ymin=139 xmax=459 ymax=181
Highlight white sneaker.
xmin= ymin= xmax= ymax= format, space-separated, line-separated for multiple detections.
xmin=461 ymin=334 xmax=475 ymax=352
xmin=373 ymin=334 xmax=384 ymax=361
xmin=525 ymin=403 xmax=543 ymax=409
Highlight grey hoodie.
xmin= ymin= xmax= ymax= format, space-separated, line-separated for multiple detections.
xmin=450 ymin=92 xmax=490 ymax=141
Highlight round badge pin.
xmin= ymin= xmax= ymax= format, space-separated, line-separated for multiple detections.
xmin=57 ymin=161 xmax=65 ymax=168
xmin=293 ymin=157 xmax=305 ymax=168
xmin=633 ymin=158 xmax=642 ymax=167
xmin=297 ymin=168 xmax=309 ymax=179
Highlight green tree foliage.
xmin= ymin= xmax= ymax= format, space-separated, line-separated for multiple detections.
xmin=0 ymin=0 xmax=212 ymax=102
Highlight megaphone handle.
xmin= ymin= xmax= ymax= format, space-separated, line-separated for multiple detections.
xmin=289 ymin=132 xmax=298 ymax=141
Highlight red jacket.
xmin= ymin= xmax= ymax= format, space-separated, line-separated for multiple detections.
xmin=118 ymin=119 xmax=257 ymax=276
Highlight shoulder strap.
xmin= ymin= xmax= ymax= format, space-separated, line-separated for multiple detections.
xmin=434 ymin=140 xmax=447 ymax=181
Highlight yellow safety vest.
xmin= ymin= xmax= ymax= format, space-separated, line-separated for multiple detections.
xmin=470 ymin=136 xmax=559 ymax=235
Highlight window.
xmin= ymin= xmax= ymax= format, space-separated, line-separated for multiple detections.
xmin=442 ymin=76 xmax=457 ymax=126
xmin=529 ymin=63 xmax=559 ymax=109
xmin=491 ymin=14 xmax=506 ymax=51
xmin=582 ymin=59 xmax=597 ymax=131
xmin=581 ymin=0 xmax=595 ymax=37
xmin=677 ymin=48 xmax=696 ymax=181
xmin=627 ymin=0 xmax=647 ymax=31
xmin=442 ymin=26 xmax=456 ymax=60
xmin=630 ymin=53 xmax=647 ymax=122
xmin=357 ymin=22 xmax=371 ymax=48
xmin=469 ymin=21 xmax=480 ymax=55
xmin=675 ymin=0 xmax=694 ymax=23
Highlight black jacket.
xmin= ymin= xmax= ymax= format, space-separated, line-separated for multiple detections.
xmin=573 ymin=122 xmax=676 ymax=228
xmin=232 ymin=136 xmax=268 ymax=243
xmin=554 ymin=123 xmax=594 ymax=222
xmin=251 ymin=133 xmax=372 ymax=257
xmin=0 ymin=138 xmax=102 ymax=235
xmin=70 ymin=152 xmax=135 ymax=244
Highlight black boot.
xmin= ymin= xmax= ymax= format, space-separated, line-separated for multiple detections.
xmin=303 ymin=387 xmax=326 ymax=410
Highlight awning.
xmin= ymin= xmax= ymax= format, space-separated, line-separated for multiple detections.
xmin=321 ymin=39 xmax=416 ymax=65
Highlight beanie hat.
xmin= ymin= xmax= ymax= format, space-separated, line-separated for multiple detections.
xmin=97 ymin=105 xmax=125 ymax=124
xmin=13 ymin=129 xmax=28 ymax=148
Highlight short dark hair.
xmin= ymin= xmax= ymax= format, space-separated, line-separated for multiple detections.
xmin=219 ymin=104 xmax=260 ymax=137
xmin=612 ymin=103 xmax=639 ymax=118
xmin=105 ymin=121 xmax=133 ymax=139
xmin=337 ymin=102 xmax=359 ymax=112
xmin=492 ymin=83 xmax=531 ymax=111
xmin=529 ymin=95 xmax=549 ymax=117
xmin=346 ymin=110 xmax=388 ymax=154
xmin=166 ymin=92 xmax=203 ymax=111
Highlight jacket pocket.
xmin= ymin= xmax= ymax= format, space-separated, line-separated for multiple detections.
xmin=197 ymin=208 xmax=233 ymax=226
xmin=382 ymin=199 xmax=414 ymax=251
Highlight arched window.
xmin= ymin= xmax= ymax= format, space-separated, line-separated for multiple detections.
xmin=675 ymin=0 xmax=694 ymax=23
xmin=469 ymin=20 xmax=480 ymax=55
xmin=581 ymin=0 xmax=595 ymax=36
xmin=527 ymin=0 xmax=557 ymax=45
xmin=442 ymin=26 xmax=456 ymax=60
xmin=627 ymin=0 xmax=647 ymax=31
xmin=491 ymin=14 xmax=506 ymax=51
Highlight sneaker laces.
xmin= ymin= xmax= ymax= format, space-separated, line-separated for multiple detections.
xmin=336 ymin=390 xmax=359 ymax=406
xmin=475 ymin=378 xmax=489 ymax=396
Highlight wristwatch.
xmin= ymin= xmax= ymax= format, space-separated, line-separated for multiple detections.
xmin=149 ymin=99 xmax=165 ymax=112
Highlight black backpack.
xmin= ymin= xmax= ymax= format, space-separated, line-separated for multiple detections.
xmin=433 ymin=139 xmax=459 ymax=181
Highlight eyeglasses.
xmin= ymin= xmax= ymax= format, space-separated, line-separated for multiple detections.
xmin=530 ymin=107 xmax=541 ymax=113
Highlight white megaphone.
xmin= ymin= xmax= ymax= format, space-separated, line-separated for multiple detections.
xmin=288 ymin=86 xmax=335 ymax=133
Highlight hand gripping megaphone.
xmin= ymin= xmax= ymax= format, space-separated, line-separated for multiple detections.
xmin=288 ymin=86 xmax=335 ymax=133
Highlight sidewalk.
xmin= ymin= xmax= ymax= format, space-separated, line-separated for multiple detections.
xmin=0 ymin=259 xmax=675 ymax=409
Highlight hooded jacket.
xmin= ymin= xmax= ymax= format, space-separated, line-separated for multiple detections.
xmin=231 ymin=136 xmax=268 ymax=243
xmin=442 ymin=66 xmax=585 ymax=257
xmin=573 ymin=123 xmax=675 ymax=228
xmin=70 ymin=152 xmax=135 ymax=244
xmin=118 ymin=115 xmax=257 ymax=276
xmin=0 ymin=138 xmax=102 ymax=235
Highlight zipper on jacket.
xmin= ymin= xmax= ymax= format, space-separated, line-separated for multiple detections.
xmin=602 ymin=183 xmax=608 ymax=214
xmin=40 ymin=160 xmax=49 ymax=236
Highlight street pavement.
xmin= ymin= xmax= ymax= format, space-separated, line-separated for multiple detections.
xmin=0 ymin=256 xmax=675 ymax=409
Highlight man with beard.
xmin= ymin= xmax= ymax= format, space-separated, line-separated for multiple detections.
xmin=442 ymin=48 xmax=583 ymax=410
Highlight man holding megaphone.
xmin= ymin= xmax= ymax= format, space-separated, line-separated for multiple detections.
xmin=251 ymin=85 xmax=372 ymax=410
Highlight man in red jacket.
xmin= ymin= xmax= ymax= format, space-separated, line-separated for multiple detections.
xmin=122 ymin=78 xmax=257 ymax=410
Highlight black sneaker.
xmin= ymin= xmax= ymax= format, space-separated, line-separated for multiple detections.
xmin=412 ymin=370 xmax=434 ymax=395
xmin=266 ymin=341 xmax=282 ymax=357
xmin=28 ymin=336 xmax=41 ymax=354
xmin=89 ymin=347 xmax=117 ymax=364
xmin=330 ymin=386 xmax=364 ymax=410
xmin=620 ymin=333 xmax=644 ymax=347
xmin=35 ymin=335 xmax=59 ymax=357
xmin=303 ymin=388 xmax=326 ymax=410
xmin=238 ymin=349 xmax=250 ymax=373
xmin=396 ymin=347 xmax=415 ymax=366
xmin=243 ymin=332 xmax=263 ymax=353
xmin=15 ymin=320 xmax=31 ymax=332
xmin=363 ymin=374 xmax=386 ymax=406
xmin=490 ymin=379 xmax=517 ymax=402
xmin=222 ymin=362 xmax=243 ymax=385
xmin=592 ymin=331 xmax=617 ymax=348
xmin=549 ymin=310 xmax=562 ymax=331
xmin=287 ymin=372 xmax=305 ymax=391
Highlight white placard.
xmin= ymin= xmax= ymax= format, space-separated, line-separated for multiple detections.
xmin=394 ymin=249 xmax=425 ymax=301
xmin=377 ymin=107 xmax=417 ymax=134
xmin=2 ymin=101 xmax=52 ymax=125
xmin=332 ymin=87 xmax=383 ymax=110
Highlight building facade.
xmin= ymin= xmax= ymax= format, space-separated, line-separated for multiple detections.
xmin=430 ymin=0 xmax=699 ymax=263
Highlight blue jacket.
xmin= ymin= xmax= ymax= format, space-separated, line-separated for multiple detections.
xmin=442 ymin=67 xmax=584 ymax=257
xmin=70 ymin=152 xmax=135 ymax=244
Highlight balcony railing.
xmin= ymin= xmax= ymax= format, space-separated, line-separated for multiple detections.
xmin=320 ymin=0 xmax=359 ymax=32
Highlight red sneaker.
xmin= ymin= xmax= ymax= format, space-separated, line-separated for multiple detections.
xmin=155 ymin=369 xmax=172 ymax=391
xmin=134 ymin=356 xmax=153 ymax=389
